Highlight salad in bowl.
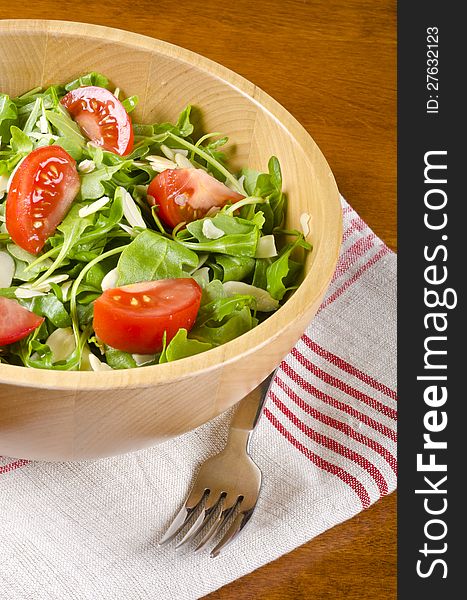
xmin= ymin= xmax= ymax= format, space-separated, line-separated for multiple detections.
xmin=0 ymin=72 xmax=310 ymax=372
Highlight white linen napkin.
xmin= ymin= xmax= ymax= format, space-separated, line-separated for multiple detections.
xmin=0 ymin=197 xmax=397 ymax=600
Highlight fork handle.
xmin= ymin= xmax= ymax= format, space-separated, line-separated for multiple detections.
xmin=226 ymin=371 xmax=275 ymax=449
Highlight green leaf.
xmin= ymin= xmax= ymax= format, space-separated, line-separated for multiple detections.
xmin=133 ymin=123 xmax=154 ymax=137
xmin=204 ymin=136 xmax=228 ymax=150
xmin=116 ymin=230 xmax=199 ymax=286
xmin=190 ymin=306 xmax=257 ymax=346
xmin=122 ymin=95 xmax=139 ymax=113
xmin=45 ymin=106 xmax=86 ymax=147
xmin=160 ymin=328 xmax=212 ymax=362
xmin=174 ymin=105 xmax=194 ymax=137
xmin=181 ymin=213 xmax=260 ymax=257
xmin=80 ymin=163 xmax=126 ymax=199
xmin=9 ymin=126 xmax=33 ymax=154
xmin=21 ymin=98 xmax=42 ymax=134
xmin=84 ymin=260 xmax=110 ymax=290
xmin=241 ymin=157 xmax=285 ymax=229
xmin=0 ymin=94 xmax=18 ymax=144
xmin=55 ymin=136 xmax=83 ymax=161
xmin=151 ymin=105 xmax=194 ymax=139
xmin=214 ymin=255 xmax=255 ymax=283
xmin=0 ymin=287 xmax=17 ymax=299
xmin=30 ymin=294 xmax=72 ymax=328
xmin=85 ymin=144 xmax=104 ymax=166
xmin=7 ymin=243 xmax=53 ymax=281
xmin=105 ymin=346 xmax=137 ymax=369
xmin=241 ymin=168 xmax=260 ymax=196
xmin=64 ymin=72 xmax=109 ymax=91
xmin=268 ymin=156 xmax=282 ymax=191
xmin=200 ymin=279 xmax=225 ymax=304
xmin=266 ymin=236 xmax=309 ymax=300
xmin=196 ymin=295 xmax=256 ymax=327
xmin=73 ymin=191 xmax=124 ymax=247
xmin=251 ymin=257 xmax=272 ymax=290
xmin=253 ymin=203 xmax=275 ymax=235
xmin=76 ymin=301 xmax=94 ymax=325
xmin=32 ymin=204 xmax=95 ymax=287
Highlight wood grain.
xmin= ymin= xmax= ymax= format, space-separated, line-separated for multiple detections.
xmin=0 ymin=0 xmax=397 ymax=597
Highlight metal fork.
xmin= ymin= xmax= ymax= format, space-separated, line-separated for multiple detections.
xmin=159 ymin=370 xmax=275 ymax=557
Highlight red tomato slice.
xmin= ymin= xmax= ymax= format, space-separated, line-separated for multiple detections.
xmin=0 ymin=297 xmax=44 ymax=345
xmin=60 ymin=86 xmax=134 ymax=156
xmin=147 ymin=168 xmax=244 ymax=229
xmin=93 ymin=278 xmax=202 ymax=354
xmin=6 ymin=146 xmax=80 ymax=255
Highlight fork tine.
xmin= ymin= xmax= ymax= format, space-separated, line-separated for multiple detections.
xmin=174 ymin=507 xmax=209 ymax=549
xmin=159 ymin=482 xmax=208 ymax=546
xmin=210 ymin=507 xmax=255 ymax=558
xmin=194 ymin=504 xmax=236 ymax=552
xmin=158 ymin=487 xmax=207 ymax=547
xmin=158 ymin=504 xmax=194 ymax=546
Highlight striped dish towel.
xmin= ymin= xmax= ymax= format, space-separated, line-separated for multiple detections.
xmin=0 ymin=197 xmax=396 ymax=600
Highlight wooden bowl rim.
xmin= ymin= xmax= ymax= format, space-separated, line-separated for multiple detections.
xmin=0 ymin=19 xmax=342 ymax=390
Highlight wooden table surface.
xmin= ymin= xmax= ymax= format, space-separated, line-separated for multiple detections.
xmin=0 ymin=1 xmax=397 ymax=598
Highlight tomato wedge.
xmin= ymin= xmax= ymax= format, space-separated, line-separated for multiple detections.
xmin=0 ymin=297 xmax=44 ymax=345
xmin=6 ymin=145 xmax=80 ymax=255
xmin=60 ymin=86 xmax=134 ymax=156
xmin=147 ymin=168 xmax=244 ymax=229
xmin=93 ymin=278 xmax=202 ymax=354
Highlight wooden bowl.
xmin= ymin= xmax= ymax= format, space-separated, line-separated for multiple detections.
xmin=0 ymin=20 xmax=342 ymax=461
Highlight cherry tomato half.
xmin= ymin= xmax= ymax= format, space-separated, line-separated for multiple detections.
xmin=60 ymin=86 xmax=134 ymax=156
xmin=93 ymin=278 xmax=202 ymax=354
xmin=147 ymin=168 xmax=244 ymax=229
xmin=0 ymin=297 xmax=44 ymax=346
xmin=6 ymin=145 xmax=80 ymax=254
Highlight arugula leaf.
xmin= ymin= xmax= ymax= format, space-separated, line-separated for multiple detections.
xmin=80 ymin=164 xmax=126 ymax=199
xmin=194 ymin=135 xmax=229 ymax=179
xmin=45 ymin=106 xmax=86 ymax=147
xmin=151 ymin=105 xmax=194 ymax=139
xmin=30 ymin=294 xmax=72 ymax=328
xmin=180 ymin=213 xmax=260 ymax=257
xmin=159 ymin=328 xmax=212 ymax=363
xmin=196 ymin=295 xmax=256 ymax=327
xmin=268 ymin=156 xmax=282 ymax=191
xmin=266 ymin=235 xmax=310 ymax=300
xmin=241 ymin=157 xmax=285 ymax=230
xmin=241 ymin=168 xmax=260 ymax=196
xmin=122 ymin=95 xmax=139 ymax=113
xmin=22 ymin=98 xmax=43 ymax=135
xmin=0 ymin=287 xmax=17 ymax=299
xmin=55 ymin=137 xmax=84 ymax=161
xmin=175 ymin=105 xmax=194 ymax=137
xmin=105 ymin=346 xmax=137 ymax=369
xmin=84 ymin=257 xmax=117 ymax=290
xmin=190 ymin=306 xmax=257 ymax=346
xmin=133 ymin=123 xmax=154 ymax=137
xmin=64 ymin=72 xmax=109 ymax=91
xmin=32 ymin=204 xmax=95 ymax=287
xmin=0 ymin=94 xmax=18 ymax=143
xmin=116 ymin=230 xmax=199 ymax=285
xmin=213 ymin=255 xmax=255 ymax=283
xmin=7 ymin=243 xmax=54 ymax=281
xmin=75 ymin=196 xmax=124 ymax=248
xmin=200 ymin=279 xmax=225 ymax=303
xmin=9 ymin=126 xmax=33 ymax=154
xmin=251 ymin=257 xmax=272 ymax=290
